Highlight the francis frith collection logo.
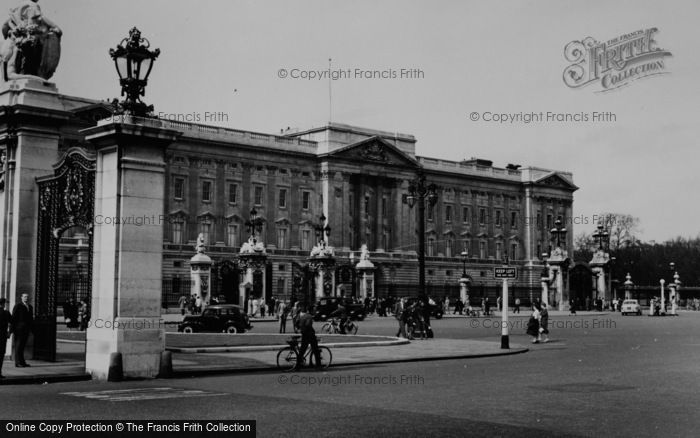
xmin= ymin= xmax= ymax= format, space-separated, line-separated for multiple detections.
xmin=563 ymin=28 xmax=672 ymax=92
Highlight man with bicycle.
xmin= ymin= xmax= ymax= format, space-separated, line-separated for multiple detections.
xmin=329 ymin=301 xmax=349 ymax=334
xmin=296 ymin=304 xmax=322 ymax=370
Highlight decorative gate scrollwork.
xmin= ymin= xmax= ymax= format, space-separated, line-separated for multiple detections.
xmin=35 ymin=148 xmax=96 ymax=361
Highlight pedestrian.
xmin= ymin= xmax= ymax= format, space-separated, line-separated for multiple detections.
xmin=484 ymin=298 xmax=491 ymax=316
xmin=497 ymin=296 xmax=502 ymax=312
xmin=260 ymin=300 xmax=266 ymax=318
xmin=195 ymin=295 xmax=202 ymax=314
xmin=394 ymin=298 xmax=407 ymax=338
xmin=444 ymin=296 xmax=450 ymax=315
xmin=526 ymin=303 xmax=541 ymax=344
xmin=278 ymin=301 xmax=288 ymax=333
xmin=78 ymin=299 xmax=90 ymax=331
xmin=539 ymin=303 xmax=550 ymax=343
xmin=296 ymin=305 xmax=322 ymax=370
xmin=178 ymin=294 xmax=188 ymax=316
xmin=514 ymin=297 xmax=521 ymax=314
xmin=291 ymin=301 xmax=300 ymax=333
xmin=569 ymin=298 xmax=577 ymax=315
xmin=189 ymin=294 xmax=196 ymax=314
xmin=11 ymin=293 xmax=33 ymax=367
xmin=0 ymin=298 xmax=12 ymax=377
xmin=64 ymin=298 xmax=79 ymax=330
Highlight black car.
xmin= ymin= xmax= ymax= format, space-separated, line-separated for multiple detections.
xmin=178 ymin=304 xmax=252 ymax=334
xmin=405 ymin=297 xmax=443 ymax=319
xmin=313 ymin=298 xmax=366 ymax=321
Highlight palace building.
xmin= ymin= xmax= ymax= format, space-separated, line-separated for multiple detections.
xmin=20 ymin=97 xmax=578 ymax=308
xmin=153 ymin=119 xmax=577 ymax=305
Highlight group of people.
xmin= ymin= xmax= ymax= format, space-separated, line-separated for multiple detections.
xmin=178 ymin=294 xmax=202 ymax=315
xmin=62 ymin=298 xmax=89 ymax=331
xmin=0 ymin=293 xmax=34 ymax=376
xmin=393 ymin=298 xmax=433 ymax=340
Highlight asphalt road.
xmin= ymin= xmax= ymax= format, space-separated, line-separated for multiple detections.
xmin=5 ymin=312 xmax=700 ymax=437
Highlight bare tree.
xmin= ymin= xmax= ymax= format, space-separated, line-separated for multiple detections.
xmin=595 ymin=213 xmax=640 ymax=252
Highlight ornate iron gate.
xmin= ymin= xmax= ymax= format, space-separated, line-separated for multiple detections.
xmin=35 ymin=148 xmax=95 ymax=361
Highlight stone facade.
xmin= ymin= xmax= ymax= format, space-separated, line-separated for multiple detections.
xmin=157 ymin=121 xmax=577 ymax=301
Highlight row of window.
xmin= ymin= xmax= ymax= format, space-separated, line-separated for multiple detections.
xmin=173 ymin=178 xmax=312 ymax=209
xmin=171 ymin=221 xmax=321 ymax=251
xmin=425 ymin=239 xmax=518 ymax=260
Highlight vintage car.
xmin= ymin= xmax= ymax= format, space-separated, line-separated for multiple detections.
xmin=621 ymin=299 xmax=642 ymax=316
xmin=178 ymin=304 xmax=252 ymax=333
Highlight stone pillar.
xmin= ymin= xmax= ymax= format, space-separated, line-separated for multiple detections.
xmin=659 ymin=279 xmax=666 ymax=315
xmin=190 ymin=234 xmax=213 ymax=311
xmin=547 ymin=247 xmax=569 ymax=311
xmin=237 ymin=236 xmax=267 ymax=314
xmin=459 ymin=276 xmax=470 ymax=306
xmin=0 ymin=79 xmax=69 ymax=360
xmin=355 ymin=244 xmax=374 ymax=300
xmin=83 ymin=116 xmax=179 ymax=380
xmin=668 ymin=284 xmax=677 ymax=316
xmin=590 ymin=249 xmax=609 ymax=303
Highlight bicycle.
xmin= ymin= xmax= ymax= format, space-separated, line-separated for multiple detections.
xmin=276 ymin=335 xmax=332 ymax=372
xmin=321 ymin=317 xmax=358 ymax=335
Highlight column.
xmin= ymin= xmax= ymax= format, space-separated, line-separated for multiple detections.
xmin=83 ymin=117 xmax=179 ymax=379
xmin=0 ymin=79 xmax=69 ymax=360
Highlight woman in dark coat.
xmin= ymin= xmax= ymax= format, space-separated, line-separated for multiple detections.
xmin=539 ymin=303 xmax=549 ymax=343
xmin=526 ymin=303 xmax=541 ymax=343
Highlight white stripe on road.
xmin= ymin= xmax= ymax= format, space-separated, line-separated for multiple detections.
xmin=62 ymin=387 xmax=227 ymax=402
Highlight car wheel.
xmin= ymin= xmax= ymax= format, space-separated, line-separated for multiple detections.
xmin=182 ymin=325 xmax=195 ymax=334
xmin=225 ymin=325 xmax=238 ymax=334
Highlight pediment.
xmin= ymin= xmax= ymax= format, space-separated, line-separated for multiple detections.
xmin=534 ymin=173 xmax=578 ymax=190
xmin=324 ymin=136 xmax=420 ymax=168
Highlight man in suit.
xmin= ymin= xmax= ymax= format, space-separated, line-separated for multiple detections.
xmin=0 ymin=298 xmax=12 ymax=377
xmin=11 ymin=293 xmax=32 ymax=367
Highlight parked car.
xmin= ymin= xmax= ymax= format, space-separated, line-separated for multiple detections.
xmin=621 ymin=299 xmax=642 ymax=316
xmin=178 ymin=304 xmax=252 ymax=333
xmin=313 ymin=298 xmax=366 ymax=321
xmin=405 ymin=297 xmax=443 ymax=319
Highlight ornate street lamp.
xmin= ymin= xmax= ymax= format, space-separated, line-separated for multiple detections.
xmin=244 ymin=208 xmax=264 ymax=242
xmin=592 ymin=222 xmax=609 ymax=251
xmin=406 ymin=171 xmax=438 ymax=302
xmin=460 ymin=250 xmax=468 ymax=277
xmin=314 ymin=213 xmax=331 ymax=245
xmin=109 ymin=27 xmax=160 ymax=116
xmin=550 ymin=219 xmax=568 ymax=249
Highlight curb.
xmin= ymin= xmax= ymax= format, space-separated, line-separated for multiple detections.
xmin=169 ymin=346 xmax=529 ymax=378
xmin=166 ymin=337 xmax=409 ymax=353
xmin=0 ymin=373 xmax=92 ymax=385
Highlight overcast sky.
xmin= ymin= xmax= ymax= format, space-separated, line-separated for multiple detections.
xmin=34 ymin=0 xmax=700 ymax=242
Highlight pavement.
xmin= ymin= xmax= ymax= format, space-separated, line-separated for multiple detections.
xmin=0 ymin=316 xmax=528 ymax=384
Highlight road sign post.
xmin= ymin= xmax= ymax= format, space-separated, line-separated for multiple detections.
xmin=494 ymin=268 xmax=516 ymax=349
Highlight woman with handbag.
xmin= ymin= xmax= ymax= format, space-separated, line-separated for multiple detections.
xmin=526 ymin=303 xmax=541 ymax=344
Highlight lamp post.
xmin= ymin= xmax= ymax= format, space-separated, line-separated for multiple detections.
xmin=592 ymin=222 xmax=610 ymax=251
xmin=406 ymin=172 xmax=438 ymax=303
xmin=244 ymin=208 xmax=264 ymax=243
xmin=109 ymin=27 xmax=161 ymax=116
xmin=624 ymin=273 xmax=633 ymax=300
xmin=550 ymin=219 xmax=567 ymax=249
xmin=314 ymin=213 xmax=331 ymax=246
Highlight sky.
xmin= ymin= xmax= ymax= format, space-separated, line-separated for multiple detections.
xmin=24 ymin=0 xmax=700 ymax=242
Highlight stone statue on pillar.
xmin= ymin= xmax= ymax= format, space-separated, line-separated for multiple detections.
xmin=1 ymin=0 xmax=62 ymax=81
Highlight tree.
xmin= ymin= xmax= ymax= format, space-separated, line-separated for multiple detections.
xmin=595 ymin=213 xmax=641 ymax=251
xmin=573 ymin=231 xmax=594 ymax=261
